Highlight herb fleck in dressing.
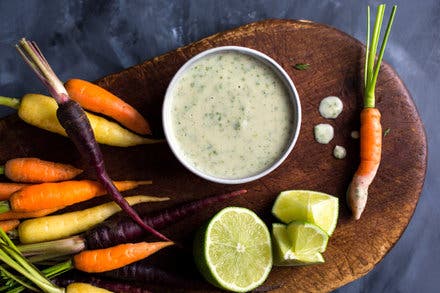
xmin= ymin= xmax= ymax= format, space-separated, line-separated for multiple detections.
xmin=170 ymin=51 xmax=294 ymax=179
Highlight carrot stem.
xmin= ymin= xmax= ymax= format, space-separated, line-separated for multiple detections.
xmin=0 ymin=96 xmax=20 ymax=109
xmin=16 ymin=40 xmax=68 ymax=104
xmin=0 ymin=201 xmax=11 ymax=213
xmin=43 ymin=260 xmax=73 ymax=278
xmin=0 ymin=265 xmax=39 ymax=292
xmin=0 ymin=230 xmax=63 ymax=293
xmin=364 ymin=4 xmax=396 ymax=108
xmin=365 ymin=5 xmax=384 ymax=89
xmin=369 ymin=5 xmax=397 ymax=96
xmin=364 ymin=6 xmax=370 ymax=89
xmin=18 ymin=235 xmax=86 ymax=259
xmin=0 ymin=243 xmax=72 ymax=293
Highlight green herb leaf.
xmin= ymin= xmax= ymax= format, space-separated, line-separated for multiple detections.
xmin=384 ymin=128 xmax=391 ymax=137
xmin=293 ymin=63 xmax=310 ymax=71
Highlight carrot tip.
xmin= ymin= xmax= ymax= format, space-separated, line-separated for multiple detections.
xmin=138 ymin=180 xmax=153 ymax=185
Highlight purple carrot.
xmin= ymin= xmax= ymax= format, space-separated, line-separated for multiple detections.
xmin=101 ymin=263 xmax=200 ymax=287
xmin=17 ymin=189 xmax=247 ymax=259
xmin=84 ymin=189 xmax=247 ymax=249
xmin=53 ymin=273 xmax=151 ymax=293
xmin=15 ymin=38 xmax=170 ymax=242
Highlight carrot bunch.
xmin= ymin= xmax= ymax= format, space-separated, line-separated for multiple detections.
xmin=0 ymin=157 xmax=174 ymax=292
xmin=16 ymin=39 xmax=167 ymax=242
xmin=0 ymin=157 xmax=84 ymax=222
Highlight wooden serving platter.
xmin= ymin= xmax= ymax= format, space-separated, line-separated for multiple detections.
xmin=0 ymin=20 xmax=427 ymax=292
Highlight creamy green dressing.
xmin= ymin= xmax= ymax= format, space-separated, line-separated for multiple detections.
xmin=169 ymin=51 xmax=294 ymax=179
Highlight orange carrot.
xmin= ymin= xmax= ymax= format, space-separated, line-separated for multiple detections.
xmin=347 ymin=108 xmax=382 ymax=219
xmin=0 ymin=219 xmax=20 ymax=232
xmin=0 ymin=182 xmax=29 ymax=200
xmin=7 ymin=180 xmax=152 ymax=213
xmin=73 ymin=241 xmax=173 ymax=273
xmin=65 ymin=79 xmax=151 ymax=135
xmin=347 ymin=5 xmax=396 ymax=219
xmin=0 ymin=208 xmax=61 ymax=221
xmin=2 ymin=157 xmax=82 ymax=183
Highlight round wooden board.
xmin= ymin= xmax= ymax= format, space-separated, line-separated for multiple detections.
xmin=0 ymin=20 xmax=427 ymax=292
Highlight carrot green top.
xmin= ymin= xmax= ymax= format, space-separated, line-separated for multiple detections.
xmin=0 ymin=96 xmax=20 ymax=109
xmin=364 ymin=4 xmax=397 ymax=108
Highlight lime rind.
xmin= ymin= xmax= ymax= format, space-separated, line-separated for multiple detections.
xmin=286 ymin=221 xmax=329 ymax=253
xmin=194 ymin=207 xmax=272 ymax=293
xmin=274 ymin=251 xmax=325 ymax=267
xmin=310 ymin=197 xmax=339 ymax=236
xmin=272 ymin=223 xmax=325 ymax=266
xmin=272 ymin=190 xmax=339 ymax=236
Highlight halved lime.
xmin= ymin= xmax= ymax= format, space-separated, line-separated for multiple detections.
xmin=272 ymin=223 xmax=324 ymax=266
xmin=272 ymin=190 xmax=339 ymax=235
xmin=193 ymin=207 xmax=272 ymax=292
xmin=286 ymin=221 xmax=328 ymax=254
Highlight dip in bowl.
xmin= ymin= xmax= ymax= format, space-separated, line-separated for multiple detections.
xmin=163 ymin=46 xmax=301 ymax=184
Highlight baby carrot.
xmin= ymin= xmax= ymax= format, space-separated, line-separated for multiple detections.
xmin=0 ymin=208 xmax=60 ymax=221
xmin=73 ymin=241 xmax=173 ymax=273
xmin=18 ymin=195 xmax=170 ymax=244
xmin=7 ymin=180 xmax=152 ymax=213
xmin=347 ymin=5 xmax=396 ymax=219
xmin=0 ymin=219 xmax=20 ymax=232
xmin=65 ymin=79 xmax=151 ymax=135
xmin=0 ymin=182 xmax=28 ymax=200
xmin=2 ymin=157 xmax=82 ymax=183
xmin=66 ymin=283 xmax=113 ymax=293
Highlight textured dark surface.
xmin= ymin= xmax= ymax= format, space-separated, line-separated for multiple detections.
xmin=0 ymin=1 xmax=437 ymax=292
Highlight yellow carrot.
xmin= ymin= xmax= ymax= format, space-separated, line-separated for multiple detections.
xmin=17 ymin=94 xmax=162 ymax=147
xmin=66 ymin=283 xmax=113 ymax=293
xmin=18 ymin=195 xmax=169 ymax=244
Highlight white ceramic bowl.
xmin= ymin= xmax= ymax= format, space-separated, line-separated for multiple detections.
xmin=162 ymin=46 xmax=301 ymax=184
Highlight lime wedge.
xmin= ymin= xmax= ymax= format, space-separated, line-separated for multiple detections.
xmin=272 ymin=223 xmax=324 ymax=266
xmin=193 ymin=207 xmax=272 ymax=292
xmin=287 ymin=221 xmax=329 ymax=254
xmin=272 ymin=190 xmax=339 ymax=235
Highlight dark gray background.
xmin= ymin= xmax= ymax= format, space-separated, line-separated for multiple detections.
xmin=0 ymin=0 xmax=438 ymax=292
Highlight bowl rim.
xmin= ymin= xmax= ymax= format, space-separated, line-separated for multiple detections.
xmin=162 ymin=46 xmax=302 ymax=184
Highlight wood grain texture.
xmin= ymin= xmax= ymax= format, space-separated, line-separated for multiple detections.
xmin=0 ymin=19 xmax=427 ymax=292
